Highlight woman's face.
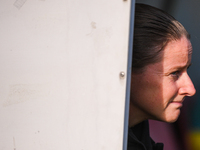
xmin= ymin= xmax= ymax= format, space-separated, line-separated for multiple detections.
xmin=130 ymin=36 xmax=196 ymax=124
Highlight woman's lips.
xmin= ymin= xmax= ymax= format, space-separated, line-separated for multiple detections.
xmin=170 ymin=100 xmax=183 ymax=107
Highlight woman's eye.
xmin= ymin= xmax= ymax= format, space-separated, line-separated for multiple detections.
xmin=170 ymin=71 xmax=180 ymax=78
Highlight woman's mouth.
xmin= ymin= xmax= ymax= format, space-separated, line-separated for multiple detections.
xmin=170 ymin=100 xmax=184 ymax=108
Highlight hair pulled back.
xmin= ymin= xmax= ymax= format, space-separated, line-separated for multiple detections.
xmin=132 ymin=3 xmax=190 ymax=73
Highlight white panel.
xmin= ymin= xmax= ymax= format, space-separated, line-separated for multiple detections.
xmin=0 ymin=0 xmax=131 ymax=149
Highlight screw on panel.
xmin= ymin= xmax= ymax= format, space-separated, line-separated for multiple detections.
xmin=120 ymin=72 xmax=125 ymax=79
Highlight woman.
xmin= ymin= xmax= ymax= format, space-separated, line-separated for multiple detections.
xmin=128 ymin=3 xmax=196 ymax=150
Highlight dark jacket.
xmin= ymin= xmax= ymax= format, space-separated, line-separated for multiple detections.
xmin=128 ymin=120 xmax=164 ymax=150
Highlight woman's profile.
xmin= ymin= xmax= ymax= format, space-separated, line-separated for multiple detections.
xmin=128 ymin=3 xmax=196 ymax=150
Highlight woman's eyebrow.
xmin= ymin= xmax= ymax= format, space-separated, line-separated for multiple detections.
xmin=173 ymin=62 xmax=192 ymax=70
xmin=166 ymin=62 xmax=192 ymax=73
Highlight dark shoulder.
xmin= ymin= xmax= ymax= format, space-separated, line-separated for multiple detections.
xmin=128 ymin=120 xmax=163 ymax=150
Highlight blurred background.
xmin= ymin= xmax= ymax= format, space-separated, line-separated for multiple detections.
xmin=135 ymin=0 xmax=200 ymax=150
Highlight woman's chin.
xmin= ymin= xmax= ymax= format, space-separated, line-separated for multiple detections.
xmin=154 ymin=110 xmax=181 ymax=123
xmin=164 ymin=111 xmax=181 ymax=123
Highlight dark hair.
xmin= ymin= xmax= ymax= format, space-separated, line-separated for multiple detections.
xmin=132 ymin=3 xmax=190 ymax=73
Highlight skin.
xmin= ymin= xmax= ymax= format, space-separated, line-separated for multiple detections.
xmin=129 ymin=36 xmax=196 ymax=127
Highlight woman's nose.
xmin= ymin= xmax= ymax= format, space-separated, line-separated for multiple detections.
xmin=179 ymin=72 xmax=196 ymax=96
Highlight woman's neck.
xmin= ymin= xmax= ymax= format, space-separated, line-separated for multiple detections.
xmin=128 ymin=102 xmax=148 ymax=127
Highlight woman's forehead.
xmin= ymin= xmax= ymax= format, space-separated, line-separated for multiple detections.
xmin=163 ymin=37 xmax=192 ymax=58
xmin=162 ymin=37 xmax=192 ymax=69
xmin=142 ymin=37 xmax=192 ymax=74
